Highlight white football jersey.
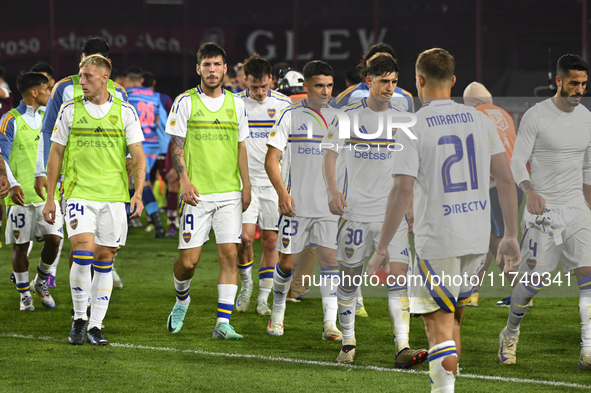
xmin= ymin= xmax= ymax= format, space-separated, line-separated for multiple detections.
xmin=394 ymin=99 xmax=505 ymax=259
xmin=511 ymin=98 xmax=591 ymax=206
xmin=267 ymin=100 xmax=333 ymax=218
xmin=324 ymin=98 xmax=402 ymax=222
xmin=236 ymin=90 xmax=291 ymax=187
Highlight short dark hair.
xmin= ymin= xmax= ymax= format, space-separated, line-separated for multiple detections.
xmin=226 ymin=67 xmax=237 ymax=79
xmin=16 ymin=71 xmax=49 ymax=95
xmin=303 ymin=60 xmax=333 ymax=81
xmin=142 ymin=71 xmax=155 ymax=87
xmin=197 ymin=42 xmax=226 ymax=65
xmin=81 ymin=38 xmax=110 ymax=58
xmin=366 ymin=54 xmax=399 ymax=78
xmin=30 ymin=62 xmax=53 ymax=78
xmin=242 ymin=54 xmax=272 ymax=80
xmin=557 ymin=54 xmax=590 ymax=79
xmin=344 ymin=67 xmax=361 ymax=85
xmin=416 ymin=48 xmax=455 ymax=82
xmin=126 ymin=66 xmax=143 ymax=82
xmin=359 ymin=43 xmax=397 ymax=79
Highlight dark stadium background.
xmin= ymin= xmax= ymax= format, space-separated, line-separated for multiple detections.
xmin=0 ymin=0 xmax=587 ymax=102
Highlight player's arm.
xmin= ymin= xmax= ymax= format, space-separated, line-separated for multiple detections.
xmin=42 ymin=142 xmax=65 ymax=225
xmin=0 ymin=156 xmax=8 ymax=199
xmin=170 ymin=135 xmax=199 ymax=206
xmin=128 ymin=142 xmax=146 ymax=218
xmin=237 ymin=140 xmax=251 ymax=212
xmin=0 ymin=115 xmax=22 ymax=203
xmin=322 ymin=149 xmax=346 ymax=215
xmin=583 ymin=143 xmax=591 ymax=205
xmin=265 ymin=145 xmax=293 ymax=216
xmin=491 ymin=151 xmax=521 ymax=272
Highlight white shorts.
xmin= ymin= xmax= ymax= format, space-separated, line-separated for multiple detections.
xmin=179 ymin=198 xmax=242 ymax=249
xmin=65 ymin=198 xmax=128 ymax=248
xmin=336 ymin=219 xmax=410 ymax=268
xmin=518 ymin=203 xmax=591 ymax=275
xmin=276 ymin=215 xmax=338 ymax=255
xmin=6 ymin=202 xmax=64 ymax=245
xmin=409 ymin=254 xmax=486 ymax=315
xmin=242 ymin=186 xmax=279 ymax=231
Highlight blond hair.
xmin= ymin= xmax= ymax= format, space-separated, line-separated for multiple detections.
xmin=79 ymin=54 xmax=112 ymax=76
xmin=416 ymin=48 xmax=454 ymax=83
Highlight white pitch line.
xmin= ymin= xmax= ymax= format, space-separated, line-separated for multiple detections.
xmin=2 ymin=332 xmax=590 ymax=390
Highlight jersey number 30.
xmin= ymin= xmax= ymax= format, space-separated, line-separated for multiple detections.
xmin=438 ymin=134 xmax=478 ymax=193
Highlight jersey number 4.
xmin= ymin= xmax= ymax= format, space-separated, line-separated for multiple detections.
xmin=439 ymin=134 xmax=478 ymax=193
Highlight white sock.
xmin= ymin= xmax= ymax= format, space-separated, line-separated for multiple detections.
xmin=388 ymin=285 xmax=410 ymax=353
xmin=355 ymin=286 xmax=364 ymax=311
xmin=49 ymin=237 xmax=64 ymax=275
xmin=578 ymin=274 xmax=591 ymax=351
xmin=174 ymin=276 xmax=192 ymax=306
xmin=35 ymin=259 xmax=52 ymax=285
xmin=14 ymin=271 xmax=31 ymax=298
xmin=89 ymin=260 xmax=114 ymax=329
xmin=216 ymin=284 xmax=238 ymax=325
xmin=238 ymin=260 xmax=253 ymax=287
xmin=337 ymin=284 xmax=357 ymax=340
xmin=272 ymin=262 xmax=292 ymax=316
xmin=320 ymin=267 xmax=338 ymax=323
xmin=428 ymin=340 xmax=458 ymax=393
xmin=257 ymin=277 xmax=273 ymax=303
xmin=71 ymin=250 xmax=94 ymax=320
xmin=507 ymin=282 xmax=538 ymax=333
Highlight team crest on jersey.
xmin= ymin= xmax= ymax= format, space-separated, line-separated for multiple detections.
xmin=183 ymin=232 xmax=191 ymax=243
xmin=53 ymin=125 xmax=58 ymax=133
xmin=70 ymin=219 xmax=78 ymax=230
xmin=485 ymin=109 xmax=508 ymax=131
xmin=327 ymin=132 xmax=334 ymax=140
xmin=13 ymin=230 xmax=20 ymax=239
xmin=267 ymin=108 xmax=276 ymax=118
xmin=170 ymin=119 xmax=176 ymax=127
xmin=282 ymin=237 xmax=290 ymax=248
xmin=226 ymin=108 xmax=235 ymax=119
xmin=344 ymin=247 xmax=355 ymax=259
xmin=108 ymin=115 xmax=119 ymax=126
xmin=527 ymin=258 xmax=537 ymax=270
xmin=270 ymin=130 xmax=277 ymax=137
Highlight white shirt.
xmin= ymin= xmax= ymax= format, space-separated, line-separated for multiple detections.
xmin=51 ymin=96 xmax=144 ymax=147
xmin=511 ymin=98 xmax=591 ymax=206
xmin=236 ymin=90 xmax=291 ymax=187
xmin=166 ymin=87 xmax=249 ymax=201
xmin=395 ymin=99 xmax=505 ymax=259
xmin=324 ymin=98 xmax=401 ymax=222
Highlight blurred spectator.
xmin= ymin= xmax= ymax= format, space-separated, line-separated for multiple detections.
xmin=111 ymin=69 xmax=129 ymax=89
xmin=233 ymin=63 xmax=247 ymax=93
xmin=224 ymin=67 xmax=237 ymax=91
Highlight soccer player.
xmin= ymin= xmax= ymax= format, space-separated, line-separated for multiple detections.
xmin=126 ymin=66 xmax=166 ymax=238
xmin=366 ymin=48 xmax=520 ymax=391
xmin=323 ymin=54 xmax=426 ymax=366
xmin=165 ymin=43 xmax=251 ymax=340
xmin=43 ymin=54 xmax=146 ymax=346
xmin=30 ymin=62 xmax=56 ymax=91
xmin=463 ymin=82 xmax=525 ymax=307
xmin=0 ymin=72 xmax=63 ymax=310
xmin=498 ymin=54 xmax=591 ymax=371
xmin=265 ymin=60 xmax=342 ymax=341
xmin=235 ymin=54 xmax=291 ymax=316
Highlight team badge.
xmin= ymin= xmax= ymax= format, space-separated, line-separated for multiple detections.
xmin=485 ymin=109 xmax=508 ymax=131
xmin=108 ymin=115 xmax=119 ymax=126
xmin=270 ymin=130 xmax=277 ymax=137
xmin=53 ymin=125 xmax=58 ymax=133
xmin=170 ymin=119 xmax=176 ymax=127
xmin=70 ymin=219 xmax=78 ymax=230
xmin=183 ymin=232 xmax=191 ymax=243
xmin=13 ymin=230 xmax=19 ymax=240
xmin=226 ymin=108 xmax=235 ymax=119
xmin=344 ymin=247 xmax=355 ymax=259
xmin=327 ymin=132 xmax=334 ymax=140
xmin=267 ymin=108 xmax=276 ymax=118
xmin=282 ymin=237 xmax=290 ymax=248
xmin=527 ymin=258 xmax=537 ymax=270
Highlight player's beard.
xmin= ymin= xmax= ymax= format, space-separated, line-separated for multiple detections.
xmin=203 ymin=74 xmax=224 ymax=90
xmin=560 ymin=86 xmax=581 ymax=107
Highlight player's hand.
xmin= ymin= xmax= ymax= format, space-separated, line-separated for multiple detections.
xmin=366 ymin=248 xmax=390 ymax=279
xmin=10 ymin=186 xmax=25 ymax=206
xmin=180 ymin=179 xmax=200 ymax=206
xmin=242 ymin=186 xmax=251 ymax=212
xmin=43 ymin=198 xmax=56 ymax=225
xmin=526 ymin=190 xmax=546 ymax=215
xmin=496 ymin=236 xmax=521 ymax=273
xmin=0 ymin=175 xmax=10 ymax=199
xmin=129 ymin=193 xmax=144 ymax=218
xmin=406 ymin=206 xmax=414 ymax=234
xmin=278 ymin=191 xmax=295 ymax=217
xmin=125 ymin=158 xmax=132 ymax=177
xmin=327 ymin=188 xmax=346 ymax=216
xmin=34 ymin=176 xmax=47 ymax=201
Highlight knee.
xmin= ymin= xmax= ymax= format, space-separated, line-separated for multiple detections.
xmin=177 ymin=256 xmax=197 ymax=271
xmin=241 ymin=234 xmax=254 ymax=249
xmin=261 ymin=234 xmax=277 ymax=254
xmin=43 ymin=235 xmax=62 ymax=249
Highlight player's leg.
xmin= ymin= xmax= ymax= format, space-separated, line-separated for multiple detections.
xmin=86 ymin=244 xmax=117 ymax=345
xmin=423 ymin=310 xmax=458 ymax=392
xmin=68 ymin=231 xmax=95 ymax=345
xmin=236 ymin=223 xmax=256 ymax=312
xmin=255 ymin=229 xmax=278 ymax=315
xmin=575 ymin=266 xmax=591 ymax=370
xmin=355 ymin=287 xmax=368 ymax=317
xmin=317 ymin=245 xmax=341 ymax=341
xmin=166 ymin=181 xmax=180 ymax=236
xmin=7 ymin=205 xmax=35 ymax=310
xmin=336 ymin=263 xmax=363 ymax=362
xmin=287 ymin=245 xmax=317 ymax=301
xmin=143 ymin=150 xmax=165 ymax=238
xmin=46 ymin=237 xmax=64 ymax=288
